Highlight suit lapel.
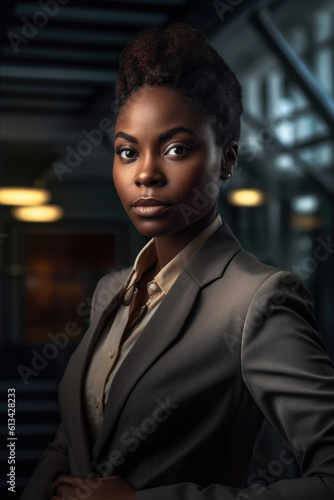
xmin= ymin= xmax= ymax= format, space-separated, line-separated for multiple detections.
xmin=93 ymin=221 xmax=242 ymax=461
xmin=59 ymin=274 xmax=127 ymax=473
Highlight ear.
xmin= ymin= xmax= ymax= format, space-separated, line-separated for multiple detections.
xmin=220 ymin=141 xmax=238 ymax=181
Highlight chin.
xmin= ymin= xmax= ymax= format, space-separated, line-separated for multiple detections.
xmin=136 ymin=227 xmax=167 ymax=238
xmin=132 ymin=219 xmax=178 ymax=239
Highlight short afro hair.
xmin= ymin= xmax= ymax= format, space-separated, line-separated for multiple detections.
xmin=115 ymin=22 xmax=242 ymax=145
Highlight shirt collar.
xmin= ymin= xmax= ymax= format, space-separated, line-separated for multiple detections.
xmin=122 ymin=214 xmax=222 ymax=298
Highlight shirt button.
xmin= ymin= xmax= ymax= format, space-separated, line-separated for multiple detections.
xmin=148 ymin=281 xmax=159 ymax=294
xmin=92 ymin=397 xmax=99 ymax=408
xmin=109 ymin=349 xmax=116 ymax=358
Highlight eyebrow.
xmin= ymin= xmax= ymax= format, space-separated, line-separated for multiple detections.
xmin=114 ymin=127 xmax=196 ymax=144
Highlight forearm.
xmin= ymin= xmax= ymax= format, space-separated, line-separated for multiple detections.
xmin=20 ymin=423 xmax=70 ymax=500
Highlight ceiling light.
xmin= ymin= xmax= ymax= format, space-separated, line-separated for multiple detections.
xmin=291 ymin=195 xmax=319 ymax=214
xmin=12 ymin=205 xmax=64 ymax=222
xmin=0 ymin=188 xmax=51 ymax=206
xmin=227 ymin=189 xmax=267 ymax=207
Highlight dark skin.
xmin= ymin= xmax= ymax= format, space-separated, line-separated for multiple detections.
xmin=51 ymin=84 xmax=238 ymax=500
xmin=113 ymin=85 xmax=238 ymax=270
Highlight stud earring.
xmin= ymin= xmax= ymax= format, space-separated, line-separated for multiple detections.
xmin=226 ymin=173 xmax=231 ymax=179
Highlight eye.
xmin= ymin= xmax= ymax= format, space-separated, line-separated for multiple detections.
xmin=115 ymin=147 xmax=136 ymax=160
xmin=165 ymin=144 xmax=189 ymax=157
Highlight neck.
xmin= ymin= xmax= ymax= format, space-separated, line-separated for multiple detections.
xmin=153 ymin=209 xmax=217 ymax=271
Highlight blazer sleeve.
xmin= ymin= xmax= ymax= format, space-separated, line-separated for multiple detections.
xmin=19 ymin=422 xmax=70 ymax=500
xmin=20 ymin=268 xmax=129 ymax=500
xmin=136 ymin=271 xmax=334 ymax=500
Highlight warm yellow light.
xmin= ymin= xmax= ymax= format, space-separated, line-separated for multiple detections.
xmin=0 ymin=188 xmax=51 ymax=206
xmin=12 ymin=205 xmax=64 ymax=222
xmin=289 ymin=215 xmax=325 ymax=231
xmin=227 ymin=189 xmax=267 ymax=207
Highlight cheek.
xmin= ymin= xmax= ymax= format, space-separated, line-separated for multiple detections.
xmin=175 ymin=168 xmax=221 ymax=220
xmin=113 ymin=165 xmax=128 ymax=196
xmin=171 ymin=155 xmax=219 ymax=199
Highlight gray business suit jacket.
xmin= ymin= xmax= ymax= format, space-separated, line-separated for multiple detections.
xmin=21 ymin=221 xmax=334 ymax=499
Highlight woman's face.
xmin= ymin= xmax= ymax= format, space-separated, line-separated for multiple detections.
xmin=113 ymin=85 xmax=234 ymax=239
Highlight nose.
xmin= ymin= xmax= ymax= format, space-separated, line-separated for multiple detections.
xmin=134 ymin=155 xmax=165 ymax=187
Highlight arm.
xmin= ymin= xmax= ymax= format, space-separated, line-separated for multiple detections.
xmin=20 ymin=423 xmax=70 ymax=500
xmin=136 ymin=272 xmax=334 ymax=500
xmin=20 ymin=268 xmax=130 ymax=500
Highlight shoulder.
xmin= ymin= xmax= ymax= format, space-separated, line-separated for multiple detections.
xmin=94 ymin=266 xmax=132 ymax=294
xmin=229 ymin=250 xmax=313 ymax=306
xmin=216 ymin=247 xmax=281 ymax=305
xmin=209 ymin=242 xmax=316 ymax=337
xmin=233 ymin=250 xmax=314 ymax=311
xmin=189 ymin=221 xmax=313 ymax=318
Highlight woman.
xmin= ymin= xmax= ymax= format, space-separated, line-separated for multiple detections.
xmin=21 ymin=23 xmax=334 ymax=500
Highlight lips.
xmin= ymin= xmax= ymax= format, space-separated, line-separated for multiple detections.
xmin=133 ymin=198 xmax=169 ymax=207
xmin=132 ymin=198 xmax=172 ymax=217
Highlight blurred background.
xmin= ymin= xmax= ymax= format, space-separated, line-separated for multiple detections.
xmin=0 ymin=0 xmax=333 ymax=495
